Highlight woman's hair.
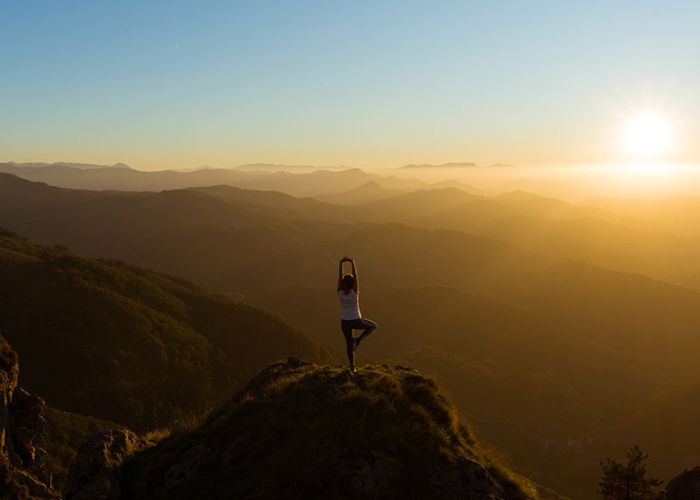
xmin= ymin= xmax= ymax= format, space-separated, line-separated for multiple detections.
xmin=341 ymin=274 xmax=355 ymax=290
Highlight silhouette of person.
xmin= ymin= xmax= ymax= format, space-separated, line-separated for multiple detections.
xmin=337 ymin=257 xmax=377 ymax=372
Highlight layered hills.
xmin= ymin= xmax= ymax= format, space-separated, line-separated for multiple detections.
xmin=0 ymin=228 xmax=330 ymax=430
xmin=3 ymin=167 xmax=700 ymax=497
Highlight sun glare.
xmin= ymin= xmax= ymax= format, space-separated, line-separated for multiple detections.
xmin=618 ymin=111 xmax=674 ymax=160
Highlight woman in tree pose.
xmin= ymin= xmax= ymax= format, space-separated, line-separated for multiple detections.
xmin=337 ymin=257 xmax=377 ymax=372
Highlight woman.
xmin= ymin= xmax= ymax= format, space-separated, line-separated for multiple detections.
xmin=337 ymin=257 xmax=377 ymax=372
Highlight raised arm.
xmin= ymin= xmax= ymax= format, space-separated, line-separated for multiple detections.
xmin=337 ymin=258 xmax=345 ymax=291
xmin=349 ymin=258 xmax=359 ymax=292
xmin=338 ymin=257 xmax=352 ymax=291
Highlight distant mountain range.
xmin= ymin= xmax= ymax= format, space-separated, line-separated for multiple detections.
xmin=236 ymin=163 xmax=352 ymax=171
xmin=399 ymin=162 xmax=478 ymax=169
xmin=315 ymin=180 xmax=407 ymax=205
xmin=398 ymin=162 xmax=519 ymax=169
xmin=0 ymin=162 xmax=429 ymax=195
xmin=2 ymin=170 xmax=700 ymax=497
xmin=2 ymin=161 xmax=130 ymax=170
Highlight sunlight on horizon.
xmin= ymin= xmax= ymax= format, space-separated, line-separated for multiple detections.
xmin=617 ymin=111 xmax=676 ymax=162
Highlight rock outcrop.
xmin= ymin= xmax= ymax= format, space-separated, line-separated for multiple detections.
xmin=0 ymin=335 xmax=20 ymax=453
xmin=64 ymin=429 xmax=144 ymax=500
xmin=665 ymin=466 xmax=700 ymax=500
xmin=11 ymin=388 xmax=48 ymax=471
xmin=0 ymin=335 xmax=59 ymax=499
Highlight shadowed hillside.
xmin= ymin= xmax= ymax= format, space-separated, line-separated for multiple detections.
xmin=4 ymin=172 xmax=700 ymax=294
xmin=0 ymin=173 xmax=539 ymax=292
xmin=0 ymin=228 xmax=330 ymax=430
xmin=113 ymin=359 xmax=537 ymax=499
xmin=5 ymin=174 xmax=700 ymax=496
xmin=251 ymin=282 xmax=700 ymax=497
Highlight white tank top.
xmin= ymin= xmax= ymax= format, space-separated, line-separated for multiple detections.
xmin=338 ymin=290 xmax=361 ymax=320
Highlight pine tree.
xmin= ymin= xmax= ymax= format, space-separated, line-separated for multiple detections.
xmin=597 ymin=445 xmax=664 ymax=499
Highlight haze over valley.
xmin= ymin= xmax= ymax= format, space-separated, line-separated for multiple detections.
xmin=4 ymin=1 xmax=700 ymax=498
xmin=2 ymin=162 xmax=700 ymax=497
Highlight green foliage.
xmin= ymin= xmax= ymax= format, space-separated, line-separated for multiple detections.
xmin=0 ymin=229 xmax=331 ymax=430
xmin=597 ymin=446 xmax=663 ymax=500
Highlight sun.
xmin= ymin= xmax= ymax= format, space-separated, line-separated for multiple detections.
xmin=618 ymin=111 xmax=674 ymax=160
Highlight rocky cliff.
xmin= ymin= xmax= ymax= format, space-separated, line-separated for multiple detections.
xmin=0 ymin=335 xmax=59 ymax=499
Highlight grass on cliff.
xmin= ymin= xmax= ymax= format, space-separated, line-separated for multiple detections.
xmin=121 ymin=361 xmax=536 ymax=499
xmin=39 ymin=407 xmax=120 ymax=491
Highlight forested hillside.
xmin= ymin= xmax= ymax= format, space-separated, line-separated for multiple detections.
xmin=0 ymin=228 xmax=330 ymax=430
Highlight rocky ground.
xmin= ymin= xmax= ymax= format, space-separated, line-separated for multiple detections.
xmin=0 ymin=336 xmax=60 ymax=499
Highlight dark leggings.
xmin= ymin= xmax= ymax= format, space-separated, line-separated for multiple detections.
xmin=341 ymin=318 xmax=377 ymax=367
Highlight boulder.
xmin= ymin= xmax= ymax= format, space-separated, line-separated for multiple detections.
xmin=12 ymin=467 xmax=61 ymax=500
xmin=64 ymin=429 xmax=143 ymax=500
xmin=11 ymin=387 xmax=47 ymax=467
xmin=0 ymin=335 xmax=19 ymax=453
xmin=0 ymin=335 xmax=60 ymax=499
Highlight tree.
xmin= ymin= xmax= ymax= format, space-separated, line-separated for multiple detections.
xmin=598 ymin=445 xmax=664 ymax=499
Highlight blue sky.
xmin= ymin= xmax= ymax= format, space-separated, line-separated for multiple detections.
xmin=2 ymin=1 xmax=699 ymax=169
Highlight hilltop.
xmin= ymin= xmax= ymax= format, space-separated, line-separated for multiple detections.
xmin=68 ymin=359 xmax=536 ymax=499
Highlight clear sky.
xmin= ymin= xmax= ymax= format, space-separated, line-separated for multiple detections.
xmin=2 ymin=1 xmax=699 ymax=170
